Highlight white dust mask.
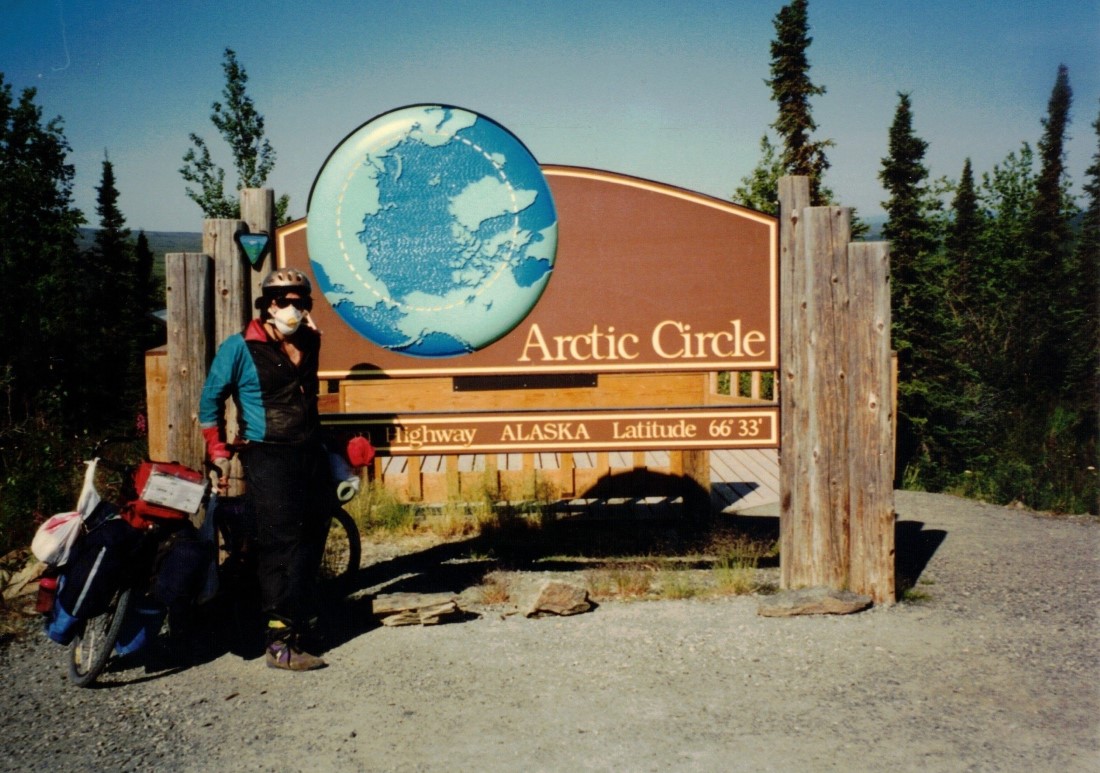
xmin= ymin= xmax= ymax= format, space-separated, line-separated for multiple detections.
xmin=271 ymin=304 xmax=304 ymax=336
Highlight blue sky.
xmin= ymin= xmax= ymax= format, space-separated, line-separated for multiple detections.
xmin=2 ymin=0 xmax=1097 ymax=232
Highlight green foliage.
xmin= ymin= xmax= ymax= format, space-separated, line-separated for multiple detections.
xmin=733 ymin=135 xmax=784 ymax=215
xmin=766 ymin=0 xmax=833 ymax=205
xmin=82 ymin=154 xmax=159 ymax=418
xmin=0 ymin=75 xmax=88 ymax=555
xmin=882 ymin=70 xmax=1097 ymax=514
xmin=180 ymin=48 xmax=289 ymax=219
xmin=0 ymin=75 xmax=155 ymax=556
xmin=879 ymin=92 xmax=977 ymax=489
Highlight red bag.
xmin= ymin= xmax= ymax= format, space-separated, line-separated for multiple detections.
xmin=125 ymin=461 xmax=207 ymax=528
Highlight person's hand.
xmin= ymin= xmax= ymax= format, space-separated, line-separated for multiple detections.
xmin=212 ymin=457 xmax=231 ymax=494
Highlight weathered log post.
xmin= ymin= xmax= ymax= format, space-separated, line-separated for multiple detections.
xmin=241 ymin=188 xmax=276 ymax=308
xmin=204 ymin=214 xmax=250 ymax=496
xmin=779 ymin=177 xmax=812 ymax=583
xmin=779 ymin=176 xmax=896 ymax=604
xmin=165 ymin=252 xmax=211 ymax=471
xmin=204 ymin=218 xmax=250 ymax=344
xmin=848 ymin=242 xmax=895 ymax=604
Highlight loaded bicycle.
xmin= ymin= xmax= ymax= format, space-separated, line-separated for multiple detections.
xmin=40 ymin=437 xmax=361 ymax=687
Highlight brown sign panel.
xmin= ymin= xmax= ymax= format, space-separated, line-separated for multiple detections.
xmin=322 ymin=407 xmax=778 ymax=455
xmin=279 ymin=166 xmax=777 ymax=378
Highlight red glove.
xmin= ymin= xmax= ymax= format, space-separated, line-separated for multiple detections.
xmin=202 ymin=427 xmax=231 ymax=461
xmin=346 ymin=435 xmax=375 ymax=468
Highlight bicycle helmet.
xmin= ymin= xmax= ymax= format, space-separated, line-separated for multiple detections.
xmin=256 ymin=268 xmax=312 ymax=309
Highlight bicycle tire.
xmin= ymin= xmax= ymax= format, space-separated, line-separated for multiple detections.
xmin=318 ymin=508 xmax=360 ymax=587
xmin=68 ymin=586 xmax=132 ymax=687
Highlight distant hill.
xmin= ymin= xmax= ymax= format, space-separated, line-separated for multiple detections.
xmin=141 ymin=231 xmax=204 ymax=258
xmin=79 ymin=228 xmax=202 ymax=282
xmin=78 ymin=228 xmax=202 ymax=258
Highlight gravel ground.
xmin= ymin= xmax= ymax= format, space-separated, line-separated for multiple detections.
xmin=1 ymin=490 xmax=1097 ymax=773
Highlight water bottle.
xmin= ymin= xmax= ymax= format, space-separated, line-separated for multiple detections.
xmin=35 ymin=574 xmax=59 ymax=615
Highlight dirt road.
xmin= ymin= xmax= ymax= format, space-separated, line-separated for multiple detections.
xmin=2 ymin=491 xmax=1097 ymax=772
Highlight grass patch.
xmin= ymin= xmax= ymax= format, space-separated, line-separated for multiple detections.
xmin=586 ymin=564 xmax=654 ymax=600
xmin=474 ymin=572 xmax=512 ymax=605
xmin=344 ymin=480 xmax=781 ymax=604
xmin=343 ymin=480 xmax=551 ymax=541
xmin=901 ymin=586 xmax=932 ymax=603
xmin=657 ymin=569 xmax=702 ymax=600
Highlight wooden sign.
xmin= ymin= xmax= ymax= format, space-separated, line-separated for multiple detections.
xmin=279 ymin=165 xmax=776 ymax=378
xmin=323 ymin=406 xmax=778 ymax=455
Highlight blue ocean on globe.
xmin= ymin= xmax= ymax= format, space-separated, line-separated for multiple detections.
xmin=307 ymin=105 xmax=558 ymax=358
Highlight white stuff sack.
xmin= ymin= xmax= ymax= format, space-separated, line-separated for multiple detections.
xmin=30 ymin=511 xmax=82 ymax=566
xmin=31 ymin=459 xmax=102 ymax=567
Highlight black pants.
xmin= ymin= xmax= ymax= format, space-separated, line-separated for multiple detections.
xmin=239 ymin=440 xmax=333 ymax=636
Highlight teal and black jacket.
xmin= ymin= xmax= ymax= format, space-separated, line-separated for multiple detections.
xmin=199 ymin=319 xmax=321 ymax=458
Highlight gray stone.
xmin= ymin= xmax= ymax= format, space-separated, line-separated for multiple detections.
xmin=524 ymin=579 xmax=593 ymax=618
xmin=373 ymin=592 xmax=463 ymax=626
xmin=757 ymin=587 xmax=873 ymax=617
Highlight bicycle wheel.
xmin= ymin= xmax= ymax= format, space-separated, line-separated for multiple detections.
xmin=68 ymin=586 xmax=132 ymax=687
xmin=318 ymin=508 xmax=360 ymax=587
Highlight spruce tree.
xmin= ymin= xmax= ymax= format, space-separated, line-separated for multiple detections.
xmin=946 ymin=159 xmax=982 ymax=291
xmin=1026 ymin=64 xmax=1076 ymax=394
xmin=0 ymin=74 xmax=87 ymax=550
xmin=0 ymin=76 xmax=85 ymax=418
xmin=1069 ymin=104 xmax=1100 ymax=402
xmin=88 ymin=153 xmax=150 ymax=420
xmin=734 ymin=0 xmax=835 ymax=212
xmin=879 ymin=92 xmax=970 ymax=488
xmin=945 ymin=159 xmax=987 ymax=396
xmin=766 ymin=0 xmax=833 ymax=204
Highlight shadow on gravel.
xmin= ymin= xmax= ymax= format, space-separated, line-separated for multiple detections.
xmin=84 ymin=511 xmax=952 ymax=676
xmin=895 ymin=520 xmax=947 ymax=598
xmin=314 ymin=492 xmax=784 ymax=652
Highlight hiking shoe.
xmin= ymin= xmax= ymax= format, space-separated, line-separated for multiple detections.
xmin=265 ymin=639 xmax=327 ymax=671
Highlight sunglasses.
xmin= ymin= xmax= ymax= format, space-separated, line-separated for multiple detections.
xmin=272 ymin=295 xmax=313 ymax=311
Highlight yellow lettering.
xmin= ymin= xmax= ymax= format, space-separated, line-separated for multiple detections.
xmin=743 ymin=329 xmax=766 ymax=357
xmin=518 ymin=324 xmax=557 ymax=362
xmin=652 ymin=320 xmax=684 ymax=358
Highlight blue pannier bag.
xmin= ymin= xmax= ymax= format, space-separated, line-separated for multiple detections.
xmin=43 ymin=577 xmax=81 ymax=645
xmin=114 ymin=601 xmax=167 ymax=656
xmin=54 ymin=513 xmax=143 ymax=626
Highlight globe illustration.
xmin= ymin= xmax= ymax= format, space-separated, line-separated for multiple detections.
xmin=306 ymin=105 xmax=558 ymax=358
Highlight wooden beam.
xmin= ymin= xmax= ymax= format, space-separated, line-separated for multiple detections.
xmin=847 ymin=241 xmax=895 ymax=604
xmin=240 ymin=188 xmax=275 ymax=308
xmin=779 ymin=177 xmax=812 ymax=588
xmin=144 ymin=345 xmax=168 ymax=461
xmin=165 ymin=253 xmax=210 ymax=470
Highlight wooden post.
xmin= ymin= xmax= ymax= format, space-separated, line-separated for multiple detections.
xmin=848 ymin=242 xmax=895 ymax=604
xmin=779 ymin=176 xmax=813 ymax=586
xmin=144 ymin=345 xmax=168 ymax=460
xmin=240 ymin=188 xmax=276 ymax=310
xmin=807 ymin=206 xmax=853 ymax=587
xmin=681 ymin=449 xmax=711 ymax=519
xmin=407 ymin=455 xmax=423 ymax=501
xmin=204 ymin=219 xmax=249 ymax=346
xmin=165 ymin=253 xmax=210 ymax=470
xmin=560 ymin=452 xmax=575 ymax=498
xmin=780 ymin=175 xmax=895 ymax=602
xmin=204 ymin=218 xmax=248 ymax=494
xmin=446 ymin=455 xmax=460 ymax=499
xmin=780 ymin=192 xmax=854 ymax=589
